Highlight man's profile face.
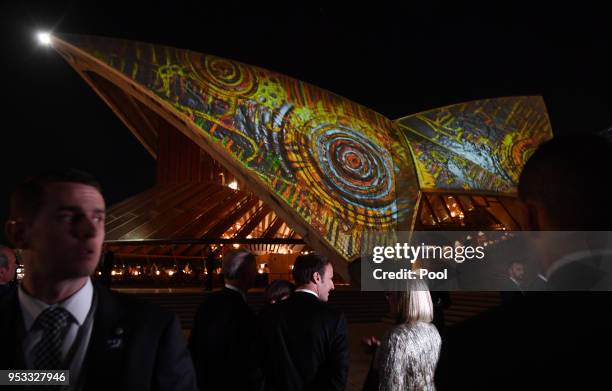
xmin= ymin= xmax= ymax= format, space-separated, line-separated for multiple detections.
xmin=316 ymin=263 xmax=335 ymax=302
xmin=24 ymin=182 xmax=105 ymax=280
xmin=0 ymin=248 xmax=17 ymax=283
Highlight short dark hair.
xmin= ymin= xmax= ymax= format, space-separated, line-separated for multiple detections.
xmin=222 ymin=249 xmax=255 ymax=280
xmin=9 ymin=169 xmax=101 ymax=221
xmin=292 ymin=254 xmax=330 ymax=286
xmin=518 ymin=135 xmax=612 ymax=229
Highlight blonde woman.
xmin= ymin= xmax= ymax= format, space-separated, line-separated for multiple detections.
xmin=364 ymin=279 xmax=442 ymax=390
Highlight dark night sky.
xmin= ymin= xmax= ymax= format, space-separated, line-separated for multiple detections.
xmin=1 ymin=1 xmax=611 ymax=243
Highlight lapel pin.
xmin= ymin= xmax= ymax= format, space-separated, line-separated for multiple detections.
xmin=106 ymin=328 xmax=124 ymax=349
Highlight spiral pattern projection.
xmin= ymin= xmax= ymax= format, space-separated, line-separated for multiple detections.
xmin=58 ymin=34 xmax=417 ymax=260
xmin=289 ymin=122 xmax=396 ymax=223
xmin=189 ymin=53 xmax=258 ymax=97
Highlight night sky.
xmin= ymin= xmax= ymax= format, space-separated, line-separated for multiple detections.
xmin=1 ymin=1 xmax=611 ymax=243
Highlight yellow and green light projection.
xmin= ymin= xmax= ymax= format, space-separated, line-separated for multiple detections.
xmin=397 ymin=96 xmax=552 ymax=192
xmin=56 ymin=34 xmax=552 ymax=262
xmin=59 ymin=34 xmax=419 ymax=261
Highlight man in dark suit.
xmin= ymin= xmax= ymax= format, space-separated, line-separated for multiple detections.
xmin=0 ymin=169 xmax=197 ymax=391
xmin=0 ymin=245 xmax=17 ymax=296
xmin=254 ymin=254 xmax=349 ymax=391
xmin=436 ymin=135 xmax=612 ymax=389
xmin=518 ymin=136 xmax=612 ymax=290
xmin=499 ymin=260 xmax=526 ymax=306
xmin=188 ymin=248 xmax=257 ymax=390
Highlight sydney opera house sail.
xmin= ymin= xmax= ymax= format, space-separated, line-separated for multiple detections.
xmin=49 ymin=34 xmax=553 ymax=275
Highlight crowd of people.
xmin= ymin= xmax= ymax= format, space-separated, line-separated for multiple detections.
xmin=1 ymin=133 xmax=611 ymax=390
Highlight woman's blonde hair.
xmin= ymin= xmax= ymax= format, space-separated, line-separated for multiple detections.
xmin=391 ymin=278 xmax=434 ymax=323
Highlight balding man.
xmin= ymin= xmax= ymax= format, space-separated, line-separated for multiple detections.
xmin=188 ymin=248 xmax=258 ymax=390
xmin=0 ymin=245 xmax=17 ymax=296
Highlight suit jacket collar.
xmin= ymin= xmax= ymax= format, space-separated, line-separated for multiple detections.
xmin=18 ymin=278 xmax=94 ymax=331
xmin=81 ymin=283 xmax=126 ymax=388
xmin=546 ymin=249 xmax=612 ymax=279
xmin=224 ymin=284 xmax=247 ymax=302
xmin=293 ymin=290 xmax=321 ymax=303
xmin=547 ymin=260 xmax=605 ymax=291
xmin=294 ymin=288 xmax=319 ymax=299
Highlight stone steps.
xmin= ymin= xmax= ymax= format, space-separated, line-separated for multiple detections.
xmin=444 ymin=292 xmax=501 ymax=326
xmin=124 ymin=290 xmax=500 ymax=329
xmin=128 ymin=290 xmax=389 ymax=329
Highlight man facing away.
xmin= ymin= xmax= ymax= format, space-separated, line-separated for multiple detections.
xmin=188 ymin=248 xmax=258 ymax=390
xmin=518 ymin=135 xmax=612 ymax=290
xmin=0 ymin=169 xmax=197 ymax=391
xmin=436 ymin=135 xmax=612 ymax=389
xmin=254 ymin=253 xmax=349 ymax=391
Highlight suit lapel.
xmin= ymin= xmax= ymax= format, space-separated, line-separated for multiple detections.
xmin=81 ymin=285 xmax=126 ymax=388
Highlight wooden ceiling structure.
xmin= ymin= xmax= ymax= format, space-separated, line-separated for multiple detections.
xmin=100 ymin=98 xmax=305 ymax=260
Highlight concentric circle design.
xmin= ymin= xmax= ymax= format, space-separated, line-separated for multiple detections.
xmin=310 ymin=125 xmax=395 ymax=208
xmin=285 ymin=116 xmax=396 ymax=221
xmin=189 ymin=53 xmax=258 ymax=97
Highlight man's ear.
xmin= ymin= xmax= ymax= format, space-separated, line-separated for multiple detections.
xmin=312 ymin=271 xmax=322 ymax=284
xmin=5 ymin=220 xmax=31 ymax=250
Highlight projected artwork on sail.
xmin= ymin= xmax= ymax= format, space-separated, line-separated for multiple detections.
xmin=58 ymin=35 xmax=419 ymax=260
xmin=396 ymin=96 xmax=552 ymax=192
xmin=54 ymin=34 xmax=553 ymax=263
